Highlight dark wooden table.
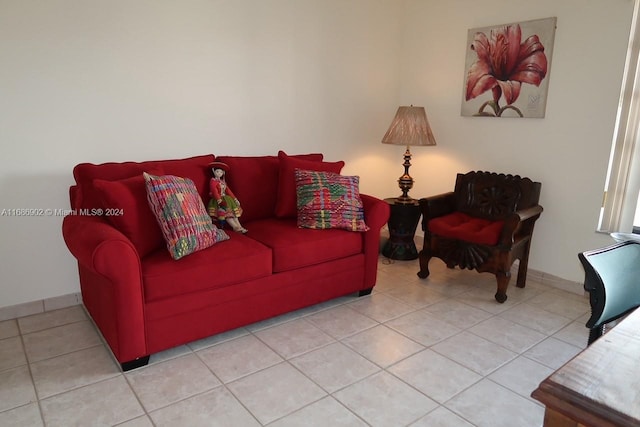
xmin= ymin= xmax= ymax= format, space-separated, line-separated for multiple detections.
xmin=531 ymin=307 xmax=640 ymax=427
xmin=382 ymin=198 xmax=421 ymax=260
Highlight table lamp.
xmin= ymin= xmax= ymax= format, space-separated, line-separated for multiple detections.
xmin=381 ymin=105 xmax=436 ymax=204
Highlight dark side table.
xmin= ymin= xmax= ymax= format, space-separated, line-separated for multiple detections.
xmin=382 ymin=198 xmax=421 ymax=260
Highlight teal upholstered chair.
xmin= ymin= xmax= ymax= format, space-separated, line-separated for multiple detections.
xmin=579 ymin=241 xmax=640 ymax=345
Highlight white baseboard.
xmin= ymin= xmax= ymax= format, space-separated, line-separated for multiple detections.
xmin=0 ymin=292 xmax=82 ymax=322
xmin=523 ymin=266 xmax=585 ymax=296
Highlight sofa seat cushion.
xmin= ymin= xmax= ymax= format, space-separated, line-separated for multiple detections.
xmin=246 ymin=218 xmax=362 ymax=272
xmin=142 ymin=232 xmax=272 ymax=301
xmin=428 ymin=212 xmax=504 ymax=245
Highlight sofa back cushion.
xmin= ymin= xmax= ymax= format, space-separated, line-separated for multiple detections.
xmin=93 ymin=173 xmax=165 ymax=258
xmin=72 ymin=154 xmax=215 ymax=210
xmin=216 ymin=153 xmax=323 ymax=223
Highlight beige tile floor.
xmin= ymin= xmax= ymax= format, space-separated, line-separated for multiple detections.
xmin=0 ymin=256 xmax=591 ymax=427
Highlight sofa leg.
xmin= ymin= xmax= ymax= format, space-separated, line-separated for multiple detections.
xmin=358 ymin=287 xmax=373 ymax=297
xmin=121 ymin=355 xmax=150 ymax=372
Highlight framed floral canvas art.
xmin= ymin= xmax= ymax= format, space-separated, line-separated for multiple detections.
xmin=461 ymin=17 xmax=557 ymax=118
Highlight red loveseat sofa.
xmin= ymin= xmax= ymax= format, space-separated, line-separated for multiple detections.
xmin=62 ymin=152 xmax=389 ymax=370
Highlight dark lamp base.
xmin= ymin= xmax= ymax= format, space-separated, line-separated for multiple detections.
xmin=396 ymin=147 xmax=416 ymax=204
xmin=395 ymin=195 xmax=418 ymax=205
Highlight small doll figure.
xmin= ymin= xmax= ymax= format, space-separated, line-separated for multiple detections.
xmin=208 ymin=161 xmax=248 ymax=233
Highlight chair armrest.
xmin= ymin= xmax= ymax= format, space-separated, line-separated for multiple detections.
xmin=498 ymin=205 xmax=543 ymax=246
xmin=361 ymin=194 xmax=391 ymax=289
xmin=513 ymin=205 xmax=543 ymax=222
xmin=419 ymin=192 xmax=456 ymax=231
xmin=419 ymin=192 xmax=456 ymax=219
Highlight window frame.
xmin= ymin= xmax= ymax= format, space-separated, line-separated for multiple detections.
xmin=599 ymin=0 xmax=640 ymax=233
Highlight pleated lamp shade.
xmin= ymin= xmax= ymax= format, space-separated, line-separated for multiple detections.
xmin=381 ymin=105 xmax=436 ymax=203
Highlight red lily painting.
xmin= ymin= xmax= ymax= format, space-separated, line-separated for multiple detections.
xmin=462 ymin=18 xmax=556 ymax=118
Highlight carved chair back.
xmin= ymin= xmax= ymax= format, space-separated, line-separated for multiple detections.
xmin=454 ymin=171 xmax=541 ymax=220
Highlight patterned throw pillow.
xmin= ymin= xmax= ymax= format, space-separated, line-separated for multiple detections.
xmin=275 ymin=150 xmax=345 ymax=218
xmin=295 ymin=169 xmax=369 ymax=232
xmin=144 ymin=173 xmax=229 ymax=260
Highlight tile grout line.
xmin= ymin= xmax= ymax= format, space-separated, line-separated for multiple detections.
xmin=16 ymin=327 xmax=46 ymax=427
xmin=189 ymin=348 xmax=265 ymax=427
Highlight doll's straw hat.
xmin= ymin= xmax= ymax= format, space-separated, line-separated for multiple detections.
xmin=209 ymin=161 xmax=230 ymax=171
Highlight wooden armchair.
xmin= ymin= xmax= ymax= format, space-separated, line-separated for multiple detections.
xmin=417 ymin=171 xmax=543 ymax=303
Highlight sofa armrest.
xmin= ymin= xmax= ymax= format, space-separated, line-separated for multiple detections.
xmin=361 ymin=194 xmax=391 ymax=289
xmin=62 ymin=214 xmax=140 ymax=274
xmin=361 ymin=194 xmax=390 ymax=231
xmin=62 ymin=214 xmax=147 ymax=365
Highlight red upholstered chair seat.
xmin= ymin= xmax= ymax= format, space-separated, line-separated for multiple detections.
xmin=428 ymin=212 xmax=504 ymax=246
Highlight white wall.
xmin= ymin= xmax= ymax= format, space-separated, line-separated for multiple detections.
xmin=0 ymin=0 xmax=402 ymax=308
xmin=397 ymin=0 xmax=635 ymax=289
xmin=0 ymin=0 xmax=634 ymax=309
